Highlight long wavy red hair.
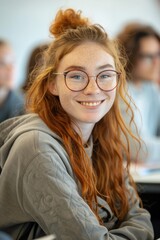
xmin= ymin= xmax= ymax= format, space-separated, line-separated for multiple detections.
xmin=26 ymin=9 xmax=140 ymax=223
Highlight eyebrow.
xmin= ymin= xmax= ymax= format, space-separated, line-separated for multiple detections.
xmin=64 ymin=64 xmax=115 ymax=72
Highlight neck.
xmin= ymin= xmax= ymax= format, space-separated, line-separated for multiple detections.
xmin=73 ymin=122 xmax=94 ymax=145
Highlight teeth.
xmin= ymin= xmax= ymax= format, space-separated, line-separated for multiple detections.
xmin=80 ymin=101 xmax=101 ymax=106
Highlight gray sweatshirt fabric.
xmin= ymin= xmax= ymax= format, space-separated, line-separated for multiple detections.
xmin=0 ymin=113 xmax=154 ymax=240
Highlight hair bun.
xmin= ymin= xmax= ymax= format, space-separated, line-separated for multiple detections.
xmin=50 ymin=8 xmax=90 ymax=38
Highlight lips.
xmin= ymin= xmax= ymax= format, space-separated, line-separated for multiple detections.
xmin=79 ymin=101 xmax=103 ymax=106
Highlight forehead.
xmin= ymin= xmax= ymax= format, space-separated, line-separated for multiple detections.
xmin=0 ymin=45 xmax=14 ymax=56
xmin=139 ymin=36 xmax=160 ymax=53
xmin=58 ymin=42 xmax=115 ymax=70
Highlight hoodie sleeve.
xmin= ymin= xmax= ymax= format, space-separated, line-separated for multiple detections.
xmin=20 ymin=142 xmax=154 ymax=240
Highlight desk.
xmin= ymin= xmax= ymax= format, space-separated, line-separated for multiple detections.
xmin=130 ymin=163 xmax=160 ymax=239
xmin=130 ymin=163 xmax=160 ymax=183
xmin=130 ymin=163 xmax=160 ymax=193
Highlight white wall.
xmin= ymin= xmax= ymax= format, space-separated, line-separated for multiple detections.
xmin=0 ymin=0 xmax=160 ymax=87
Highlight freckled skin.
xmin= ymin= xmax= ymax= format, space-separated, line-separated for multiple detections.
xmin=49 ymin=42 xmax=117 ymax=142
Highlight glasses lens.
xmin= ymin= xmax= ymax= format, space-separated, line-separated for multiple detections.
xmin=139 ymin=52 xmax=160 ymax=64
xmin=66 ymin=70 xmax=88 ymax=91
xmin=97 ymin=70 xmax=118 ymax=91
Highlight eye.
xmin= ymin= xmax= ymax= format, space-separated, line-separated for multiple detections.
xmin=100 ymin=74 xmax=111 ymax=79
xmin=70 ymin=74 xmax=83 ymax=80
xmin=67 ymin=71 xmax=86 ymax=81
xmin=98 ymin=71 xmax=115 ymax=80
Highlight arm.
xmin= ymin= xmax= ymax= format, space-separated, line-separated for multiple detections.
xmin=21 ymin=151 xmax=154 ymax=240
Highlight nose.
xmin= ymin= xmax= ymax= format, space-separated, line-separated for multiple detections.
xmin=83 ymin=76 xmax=100 ymax=94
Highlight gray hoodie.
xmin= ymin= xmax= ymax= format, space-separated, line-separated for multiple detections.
xmin=0 ymin=113 xmax=154 ymax=240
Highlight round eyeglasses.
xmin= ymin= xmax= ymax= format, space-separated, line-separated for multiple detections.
xmin=138 ymin=52 xmax=160 ymax=65
xmin=53 ymin=69 xmax=120 ymax=92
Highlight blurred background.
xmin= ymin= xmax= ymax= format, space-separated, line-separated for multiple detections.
xmin=0 ymin=0 xmax=160 ymax=88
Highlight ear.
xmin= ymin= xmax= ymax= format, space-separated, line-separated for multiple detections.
xmin=48 ymin=81 xmax=59 ymax=96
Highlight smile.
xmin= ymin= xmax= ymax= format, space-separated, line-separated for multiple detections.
xmin=79 ymin=101 xmax=103 ymax=106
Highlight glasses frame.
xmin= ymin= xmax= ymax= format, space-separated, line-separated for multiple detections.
xmin=138 ymin=52 xmax=160 ymax=62
xmin=53 ymin=69 xmax=121 ymax=92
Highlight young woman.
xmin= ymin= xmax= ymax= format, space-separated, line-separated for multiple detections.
xmin=0 ymin=9 xmax=154 ymax=240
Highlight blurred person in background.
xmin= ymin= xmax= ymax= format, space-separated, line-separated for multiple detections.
xmin=22 ymin=43 xmax=49 ymax=93
xmin=0 ymin=40 xmax=25 ymax=123
xmin=116 ymin=23 xmax=160 ymax=163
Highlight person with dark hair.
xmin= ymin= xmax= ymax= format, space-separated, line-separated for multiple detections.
xmin=117 ymin=23 xmax=160 ymax=163
xmin=22 ymin=43 xmax=49 ymax=92
xmin=117 ymin=23 xmax=160 ymax=85
xmin=0 ymin=9 xmax=153 ymax=240
xmin=0 ymin=40 xmax=25 ymax=123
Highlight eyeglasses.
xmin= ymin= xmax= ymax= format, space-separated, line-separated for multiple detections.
xmin=0 ymin=57 xmax=15 ymax=67
xmin=53 ymin=69 xmax=120 ymax=92
xmin=138 ymin=52 xmax=160 ymax=64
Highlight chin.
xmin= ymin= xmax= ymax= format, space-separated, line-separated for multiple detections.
xmin=82 ymin=116 xmax=103 ymax=124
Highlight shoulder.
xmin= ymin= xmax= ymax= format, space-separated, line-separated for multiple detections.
xmin=8 ymin=90 xmax=24 ymax=103
xmin=142 ymin=81 xmax=160 ymax=96
xmin=5 ymin=90 xmax=25 ymax=116
xmin=145 ymin=82 xmax=160 ymax=107
xmin=17 ymin=130 xmax=75 ymax=192
xmin=12 ymin=128 xmax=71 ymax=172
xmin=128 ymin=81 xmax=159 ymax=101
xmin=26 ymin=129 xmax=61 ymax=148
xmin=1 ymin=114 xmax=73 ymax=178
xmin=14 ymin=129 xmax=66 ymax=159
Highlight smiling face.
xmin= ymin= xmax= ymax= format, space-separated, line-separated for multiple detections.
xmin=49 ymin=42 xmax=117 ymax=136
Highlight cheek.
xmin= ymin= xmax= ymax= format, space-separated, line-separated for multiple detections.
xmin=136 ymin=60 xmax=152 ymax=71
xmin=105 ymin=91 xmax=116 ymax=111
xmin=0 ymin=68 xmax=7 ymax=80
xmin=59 ymin=93 xmax=69 ymax=106
xmin=109 ymin=90 xmax=116 ymax=102
xmin=58 ymin=90 xmax=73 ymax=109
